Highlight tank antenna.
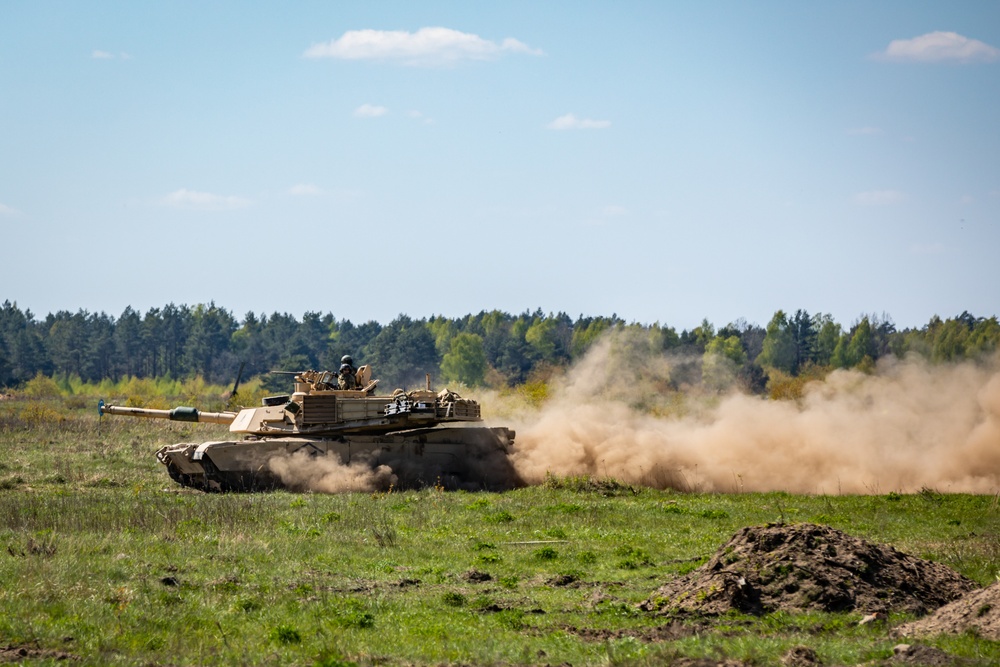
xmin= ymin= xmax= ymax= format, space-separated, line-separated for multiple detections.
xmin=228 ymin=361 xmax=246 ymax=409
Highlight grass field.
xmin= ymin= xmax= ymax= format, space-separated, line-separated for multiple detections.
xmin=2 ymin=396 xmax=1000 ymax=666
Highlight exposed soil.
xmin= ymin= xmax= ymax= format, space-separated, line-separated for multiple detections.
xmin=462 ymin=569 xmax=493 ymax=583
xmin=879 ymin=643 xmax=970 ymax=666
xmin=546 ymin=573 xmax=580 ymax=587
xmin=0 ymin=643 xmax=77 ymax=663
xmin=640 ymin=522 xmax=977 ymax=617
xmin=896 ymin=581 xmax=1000 ymax=640
xmin=558 ymin=620 xmax=705 ymax=642
xmin=781 ymin=646 xmax=821 ymax=666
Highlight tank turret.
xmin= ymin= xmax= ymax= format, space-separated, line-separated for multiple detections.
xmin=99 ymin=366 xmax=518 ymax=492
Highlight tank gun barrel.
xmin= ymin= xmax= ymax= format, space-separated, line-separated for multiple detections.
xmin=98 ymin=400 xmax=236 ymax=425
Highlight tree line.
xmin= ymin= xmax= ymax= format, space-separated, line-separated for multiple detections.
xmin=1 ymin=300 xmax=997 ymax=393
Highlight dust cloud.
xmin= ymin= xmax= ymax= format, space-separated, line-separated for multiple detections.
xmin=510 ymin=332 xmax=1000 ymax=494
xmin=268 ymin=451 xmax=397 ymax=493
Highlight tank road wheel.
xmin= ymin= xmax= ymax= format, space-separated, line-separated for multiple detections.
xmin=164 ymin=463 xmax=190 ymax=488
xmin=198 ymin=457 xmax=227 ymax=493
xmin=198 ymin=455 xmax=276 ymax=492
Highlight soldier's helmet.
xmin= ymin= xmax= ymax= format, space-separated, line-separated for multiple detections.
xmin=341 ymin=355 xmax=354 ymax=366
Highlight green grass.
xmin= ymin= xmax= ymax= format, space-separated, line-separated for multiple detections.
xmin=2 ymin=397 xmax=1000 ymax=665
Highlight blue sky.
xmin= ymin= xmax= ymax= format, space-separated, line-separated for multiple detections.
xmin=2 ymin=1 xmax=998 ymax=330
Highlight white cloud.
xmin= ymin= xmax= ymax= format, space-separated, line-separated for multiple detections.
xmin=161 ymin=189 xmax=251 ymax=211
xmin=354 ymin=103 xmax=388 ymax=118
xmin=853 ymin=189 xmax=905 ymax=206
xmin=602 ymin=205 xmax=627 ymax=217
xmin=875 ymin=31 xmax=1000 ymax=63
xmin=92 ymin=50 xmax=131 ymax=60
xmin=547 ymin=113 xmax=611 ymax=130
xmin=304 ymin=27 xmax=543 ymax=66
xmin=0 ymin=202 xmax=18 ymax=216
xmin=289 ymin=184 xmax=322 ymax=196
xmin=846 ymin=126 xmax=883 ymax=136
xmin=959 ymin=194 xmax=974 ymax=205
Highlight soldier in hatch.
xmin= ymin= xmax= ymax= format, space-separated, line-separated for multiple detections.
xmin=338 ymin=355 xmax=357 ymax=390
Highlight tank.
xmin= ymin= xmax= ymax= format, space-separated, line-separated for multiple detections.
xmin=98 ymin=366 xmax=520 ymax=492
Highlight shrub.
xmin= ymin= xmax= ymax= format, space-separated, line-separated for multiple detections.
xmin=615 ymin=545 xmax=654 ymax=569
xmin=518 ymin=380 xmax=550 ymax=408
xmin=441 ymin=591 xmax=466 ymax=607
xmin=22 ymin=373 xmax=62 ymax=398
xmin=272 ymin=625 xmax=301 ymax=645
xmin=327 ymin=599 xmax=376 ymax=629
xmin=534 ymin=546 xmax=559 ymax=561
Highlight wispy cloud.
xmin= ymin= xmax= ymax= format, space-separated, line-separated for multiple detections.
xmin=0 ymin=202 xmax=19 ymax=216
xmin=92 ymin=49 xmax=132 ymax=60
xmin=304 ymin=27 xmax=543 ymax=66
xmin=602 ymin=205 xmax=627 ymax=217
xmin=547 ymin=113 xmax=611 ymax=130
xmin=288 ymin=184 xmax=322 ymax=196
xmin=846 ymin=126 xmax=883 ymax=136
xmin=854 ymin=189 xmax=905 ymax=206
xmin=408 ymin=110 xmax=433 ymax=124
xmin=354 ymin=103 xmax=388 ymax=118
xmin=161 ymin=189 xmax=251 ymax=211
xmin=874 ymin=31 xmax=1000 ymax=63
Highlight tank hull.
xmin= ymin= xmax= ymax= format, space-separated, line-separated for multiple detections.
xmin=156 ymin=426 xmax=520 ymax=492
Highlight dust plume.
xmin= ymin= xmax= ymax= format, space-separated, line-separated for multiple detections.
xmin=510 ymin=332 xmax=1000 ymax=494
xmin=268 ymin=451 xmax=397 ymax=493
xmin=265 ymin=436 xmax=522 ymax=492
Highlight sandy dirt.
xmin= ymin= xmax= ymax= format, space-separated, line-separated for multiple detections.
xmin=896 ymin=581 xmax=1000 ymax=640
xmin=0 ymin=643 xmax=77 ymax=663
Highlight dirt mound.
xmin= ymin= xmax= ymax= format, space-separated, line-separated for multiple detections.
xmin=0 ymin=643 xmax=77 ymax=662
xmin=640 ymin=522 xmax=977 ymax=616
xmin=882 ymin=643 xmax=969 ymax=666
xmin=781 ymin=645 xmax=820 ymax=666
xmin=896 ymin=581 xmax=1000 ymax=640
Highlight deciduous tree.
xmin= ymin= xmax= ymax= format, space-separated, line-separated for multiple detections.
xmin=756 ymin=310 xmax=796 ymax=373
xmin=440 ymin=332 xmax=487 ymax=387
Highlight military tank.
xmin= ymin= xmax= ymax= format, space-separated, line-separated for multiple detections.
xmin=98 ymin=366 xmax=520 ymax=492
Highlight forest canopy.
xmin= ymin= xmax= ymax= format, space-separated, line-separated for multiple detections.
xmin=0 ymin=301 xmax=997 ymax=393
